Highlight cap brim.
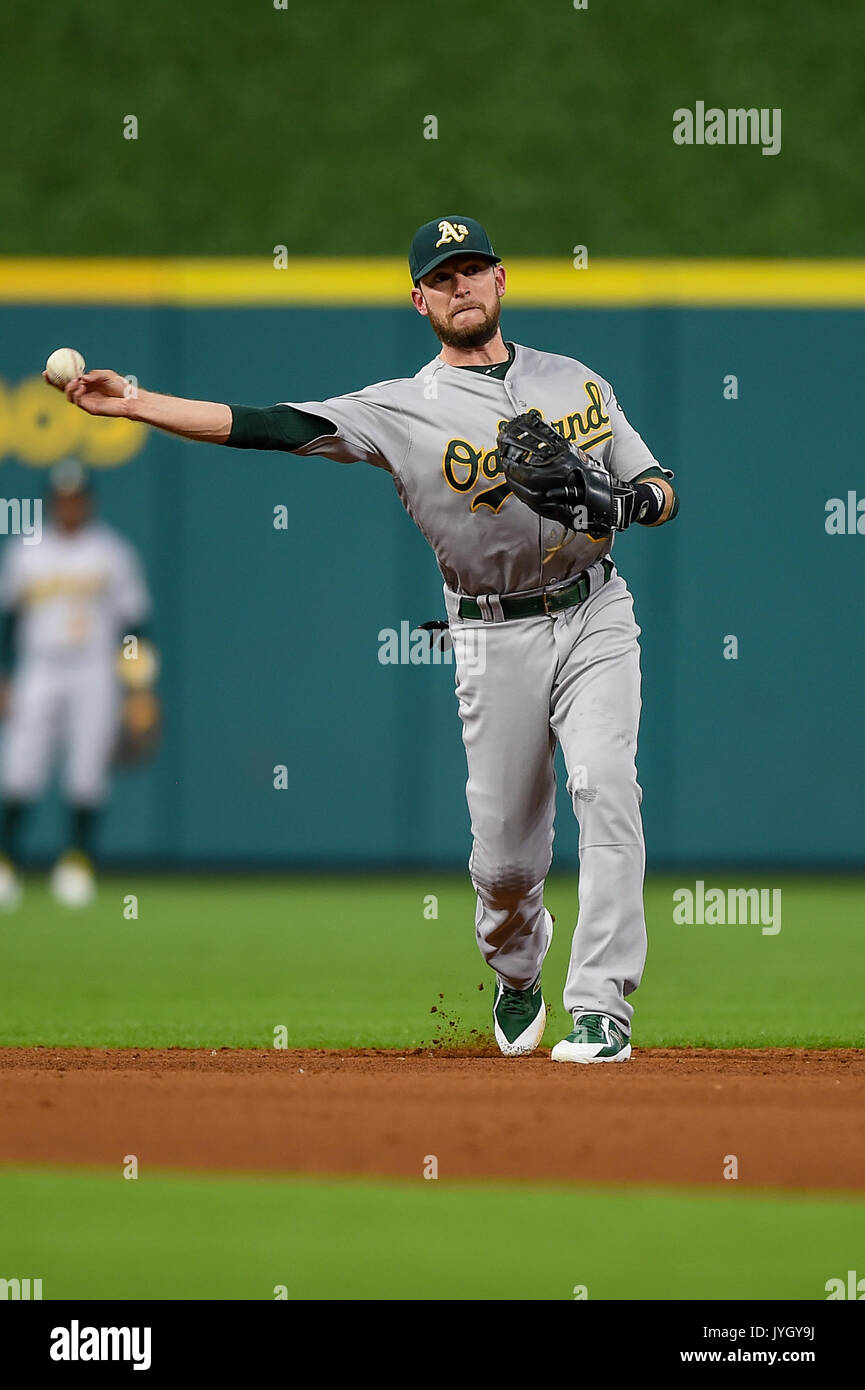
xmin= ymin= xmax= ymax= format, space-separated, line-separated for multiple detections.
xmin=413 ymin=251 xmax=500 ymax=285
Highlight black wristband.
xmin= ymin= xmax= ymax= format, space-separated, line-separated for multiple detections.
xmin=633 ymin=479 xmax=670 ymax=525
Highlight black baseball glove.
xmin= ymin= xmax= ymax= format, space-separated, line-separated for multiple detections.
xmin=497 ymin=409 xmax=640 ymax=536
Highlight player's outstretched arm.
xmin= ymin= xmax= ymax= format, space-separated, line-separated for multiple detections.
xmin=44 ymin=369 xmax=233 ymax=445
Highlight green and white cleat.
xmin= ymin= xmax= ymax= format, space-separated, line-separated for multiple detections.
xmin=551 ymin=1012 xmax=632 ymax=1064
xmin=492 ymin=910 xmax=553 ymax=1057
xmin=50 ymin=851 xmax=96 ymax=909
xmin=493 ymin=974 xmax=546 ymax=1057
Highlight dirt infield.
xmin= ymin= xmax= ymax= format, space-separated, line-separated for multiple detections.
xmin=1 ymin=1047 xmax=863 ymax=1191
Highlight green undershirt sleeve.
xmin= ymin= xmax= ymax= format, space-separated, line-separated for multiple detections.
xmin=226 ymin=403 xmax=336 ymax=451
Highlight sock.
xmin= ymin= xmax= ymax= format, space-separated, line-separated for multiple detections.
xmin=0 ymin=800 xmax=29 ymax=865
xmin=68 ymin=805 xmax=100 ymax=859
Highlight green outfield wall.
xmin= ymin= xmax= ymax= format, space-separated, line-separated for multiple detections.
xmin=1 ymin=285 xmax=862 ymax=869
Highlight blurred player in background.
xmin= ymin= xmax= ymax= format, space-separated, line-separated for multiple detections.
xmin=0 ymin=460 xmax=155 ymax=908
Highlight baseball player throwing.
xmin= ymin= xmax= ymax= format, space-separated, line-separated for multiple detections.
xmin=45 ymin=216 xmax=678 ymax=1059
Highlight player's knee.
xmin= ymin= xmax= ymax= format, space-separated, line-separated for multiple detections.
xmin=64 ymin=778 xmax=108 ymax=805
xmin=471 ymin=863 xmax=543 ymax=913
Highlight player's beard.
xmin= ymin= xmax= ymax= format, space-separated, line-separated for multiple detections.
xmin=426 ymin=295 xmax=502 ymax=349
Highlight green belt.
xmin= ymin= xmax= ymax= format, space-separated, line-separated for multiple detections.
xmin=459 ymin=558 xmax=614 ymax=621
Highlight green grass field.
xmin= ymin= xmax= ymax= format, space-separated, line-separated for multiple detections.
xmin=2 ymin=871 xmax=862 ymax=1302
xmin=1 ymin=872 xmax=863 ymax=1048
xmin=1 ymin=1168 xmax=861 ymax=1301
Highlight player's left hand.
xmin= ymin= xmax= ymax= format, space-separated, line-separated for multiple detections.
xmin=113 ymin=640 xmax=162 ymax=765
xmin=497 ymin=410 xmax=637 ymax=536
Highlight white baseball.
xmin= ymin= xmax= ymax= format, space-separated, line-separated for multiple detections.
xmin=45 ymin=347 xmax=86 ymax=387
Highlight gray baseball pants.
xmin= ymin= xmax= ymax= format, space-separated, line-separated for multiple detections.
xmin=445 ymin=561 xmax=647 ymax=1031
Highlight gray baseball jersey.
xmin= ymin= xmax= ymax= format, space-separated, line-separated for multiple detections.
xmin=0 ymin=521 xmax=150 ymax=662
xmin=287 ymin=341 xmax=665 ymax=595
xmin=0 ymin=521 xmax=151 ymax=803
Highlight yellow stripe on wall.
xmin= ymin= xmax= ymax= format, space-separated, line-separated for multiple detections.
xmin=2 ymin=258 xmax=865 ymax=306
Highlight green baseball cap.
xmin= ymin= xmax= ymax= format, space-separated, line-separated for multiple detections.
xmin=409 ymin=216 xmax=499 ymax=285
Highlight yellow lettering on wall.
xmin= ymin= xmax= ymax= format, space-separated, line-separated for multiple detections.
xmin=0 ymin=376 xmax=147 ymax=467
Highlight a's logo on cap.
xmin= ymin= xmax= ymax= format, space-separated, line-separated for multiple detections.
xmin=435 ymin=220 xmax=469 ymax=248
